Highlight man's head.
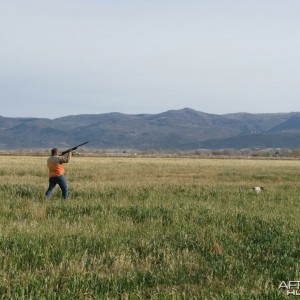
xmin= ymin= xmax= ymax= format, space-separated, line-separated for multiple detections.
xmin=51 ymin=148 xmax=58 ymax=155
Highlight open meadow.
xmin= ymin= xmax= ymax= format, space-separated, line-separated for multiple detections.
xmin=1 ymin=155 xmax=300 ymax=299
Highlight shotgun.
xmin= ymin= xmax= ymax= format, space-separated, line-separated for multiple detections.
xmin=60 ymin=141 xmax=89 ymax=156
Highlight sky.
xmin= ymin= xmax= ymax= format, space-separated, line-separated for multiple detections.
xmin=0 ymin=0 xmax=300 ymax=119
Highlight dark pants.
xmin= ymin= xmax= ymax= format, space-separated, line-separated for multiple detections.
xmin=45 ymin=175 xmax=68 ymax=199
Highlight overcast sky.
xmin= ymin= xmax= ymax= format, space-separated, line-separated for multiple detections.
xmin=1 ymin=0 xmax=300 ymax=119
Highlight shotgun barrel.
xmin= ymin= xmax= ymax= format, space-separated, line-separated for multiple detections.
xmin=60 ymin=141 xmax=89 ymax=155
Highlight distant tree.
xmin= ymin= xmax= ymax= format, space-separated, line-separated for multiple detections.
xmin=292 ymin=149 xmax=300 ymax=157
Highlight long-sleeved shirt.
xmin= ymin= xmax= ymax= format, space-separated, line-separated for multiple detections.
xmin=47 ymin=152 xmax=71 ymax=177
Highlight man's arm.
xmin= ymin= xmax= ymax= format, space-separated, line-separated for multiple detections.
xmin=58 ymin=151 xmax=71 ymax=164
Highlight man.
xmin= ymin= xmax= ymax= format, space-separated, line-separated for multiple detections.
xmin=45 ymin=148 xmax=71 ymax=200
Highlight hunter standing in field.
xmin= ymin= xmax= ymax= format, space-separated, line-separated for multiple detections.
xmin=45 ymin=148 xmax=71 ymax=200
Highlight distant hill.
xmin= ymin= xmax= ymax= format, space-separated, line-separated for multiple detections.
xmin=1 ymin=108 xmax=300 ymax=151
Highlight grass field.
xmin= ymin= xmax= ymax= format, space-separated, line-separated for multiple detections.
xmin=0 ymin=155 xmax=300 ymax=299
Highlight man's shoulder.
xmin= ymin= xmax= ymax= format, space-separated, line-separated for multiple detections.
xmin=48 ymin=155 xmax=59 ymax=163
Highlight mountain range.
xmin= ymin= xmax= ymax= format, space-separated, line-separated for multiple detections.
xmin=1 ymin=108 xmax=300 ymax=151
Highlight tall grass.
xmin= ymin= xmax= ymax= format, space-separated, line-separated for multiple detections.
xmin=0 ymin=156 xmax=300 ymax=299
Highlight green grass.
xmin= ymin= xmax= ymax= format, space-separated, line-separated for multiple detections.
xmin=0 ymin=156 xmax=300 ymax=299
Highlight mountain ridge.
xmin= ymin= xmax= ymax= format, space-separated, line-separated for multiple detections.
xmin=1 ymin=108 xmax=300 ymax=151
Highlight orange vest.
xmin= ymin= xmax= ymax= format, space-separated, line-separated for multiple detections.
xmin=47 ymin=156 xmax=64 ymax=177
